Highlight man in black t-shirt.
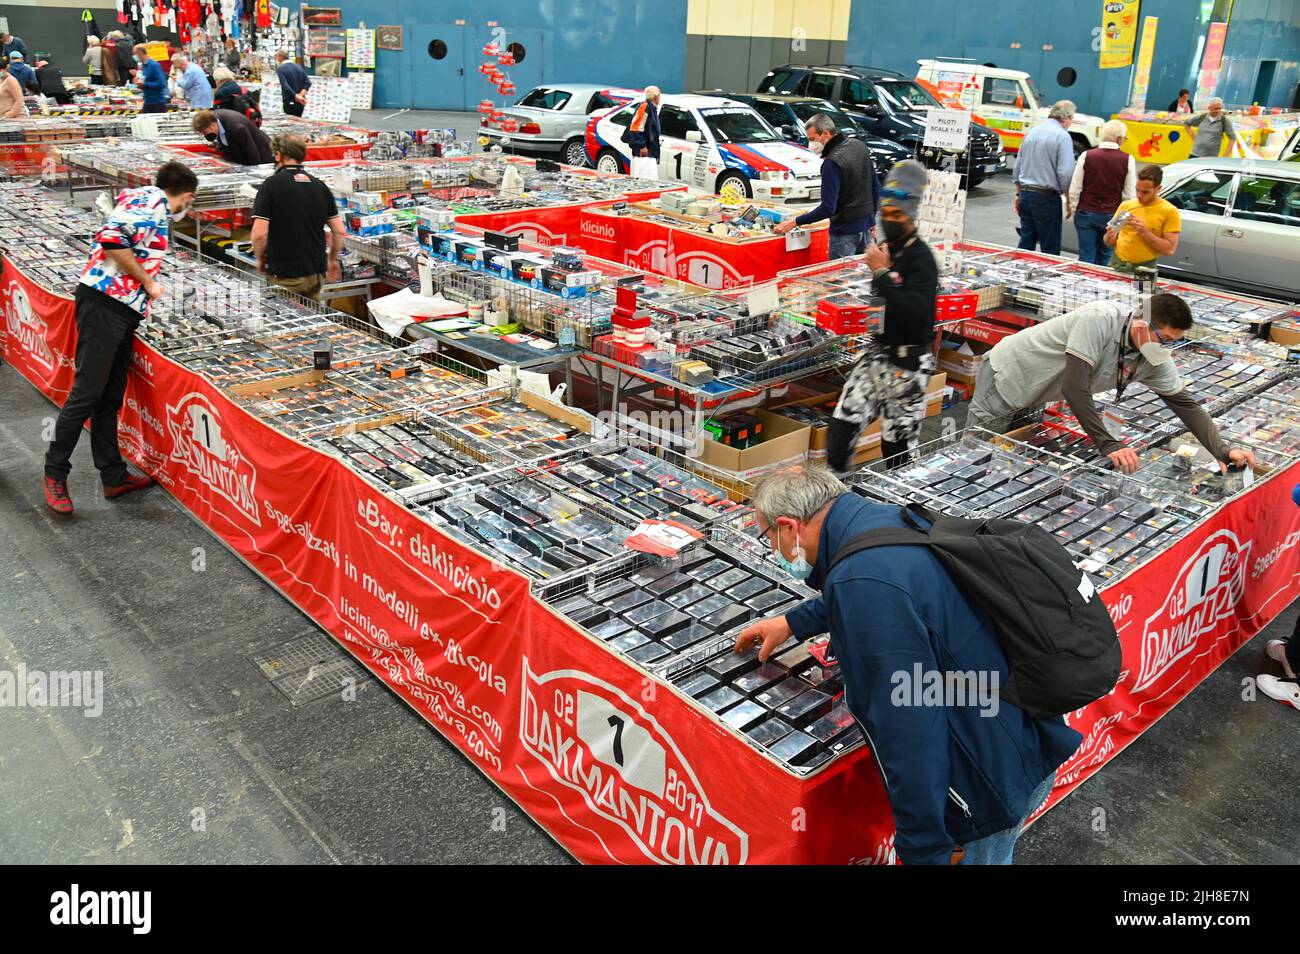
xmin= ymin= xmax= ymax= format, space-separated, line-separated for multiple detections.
xmin=250 ymin=134 xmax=344 ymax=300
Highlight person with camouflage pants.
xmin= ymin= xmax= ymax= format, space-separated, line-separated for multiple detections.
xmin=827 ymin=160 xmax=939 ymax=472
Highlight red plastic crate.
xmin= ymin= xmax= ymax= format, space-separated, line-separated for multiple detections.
xmin=935 ymin=291 xmax=978 ymax=323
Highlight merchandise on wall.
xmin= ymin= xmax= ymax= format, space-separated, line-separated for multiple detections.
xmin=302 ymin=76 xmax=353 ymax=123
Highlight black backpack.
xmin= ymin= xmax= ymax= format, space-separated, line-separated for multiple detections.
xmin=828 ymin=503 xmax=1121 ymax=719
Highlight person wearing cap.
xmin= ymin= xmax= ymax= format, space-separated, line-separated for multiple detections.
xmin=966 ymin=293 xmax=1256 ymax=475
xmin=7 ymin=51 xmax=38 ymax=93
xmin=826 ymin=159 xmax=938 ymax=472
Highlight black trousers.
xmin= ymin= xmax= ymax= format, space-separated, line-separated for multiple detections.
xmin=283 ymin=100 xmax=304 ymax=117
xmin=44 ymin=293 xmax=137 ymax=485
xmin=140 ymin=102 xmax=168 ymax=113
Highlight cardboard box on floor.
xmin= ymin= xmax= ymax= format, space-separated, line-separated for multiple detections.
xmin=937 ymin=341 xmax=993 ymax=387
xmin=696 ymin=409 xmax=811 ymax=477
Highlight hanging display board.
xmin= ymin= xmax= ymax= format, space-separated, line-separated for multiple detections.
xmin=259 ymin=72 xmax=284 ymax=116
xmin=346 ymin=28 xmax=376 ymax=69
xmin=301 ymin=5 xmax=342 ymax=26
xmin=302 ymin=75 xmax=353 ymax=123
xmin=348 ymin=71 xmax=374 ymax=110
xmin=376 ymin=25 xmax=403 ymax=51
xmin=306 ymin=26 xmax=347 ymax=60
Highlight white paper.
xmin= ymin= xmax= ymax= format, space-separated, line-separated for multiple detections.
xmin=746 ymin=282 xmax=780 ymax=317
xmin=784 ymin=229 xmax=811 ymax=251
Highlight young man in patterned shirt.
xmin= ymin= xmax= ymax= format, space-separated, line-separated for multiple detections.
xmin=43 ymin=160 xmax=198 ymax=515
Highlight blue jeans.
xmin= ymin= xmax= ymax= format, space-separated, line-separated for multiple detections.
xmin=959 ymin=772 xmax=1056 ymax=865
xmin=1074 ymin=210 xmax=1112 ymax=265
xmin=1017 ymin=189 xmax=1063 ymax=256
xmin=829 ymin=230 xmax=869 ymax=260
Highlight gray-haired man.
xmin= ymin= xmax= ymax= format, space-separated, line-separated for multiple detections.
xmin=774 ymin=113 xmax=878 ymax=259
xmin=1182 ymin=98 xmax=1235 ymax=158
xmin=733 ymin=462 xmax=1082 ymax=865
xmin=1013 ymin=100 xmax=1077 ymax=256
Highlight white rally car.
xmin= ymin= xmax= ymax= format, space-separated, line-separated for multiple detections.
xmin=584 ymin=94 xmax=822 ymax=202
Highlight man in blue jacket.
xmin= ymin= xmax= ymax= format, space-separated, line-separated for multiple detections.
xmin=133 ymin=43 xmax=168 ymax=113
xmin=736 ymin=463 xmax=1083 ymax=864
xmin=621 ymin=85 xmax=661 ymax=162
xmin=7 ymin=51 xmax=38 ymax=93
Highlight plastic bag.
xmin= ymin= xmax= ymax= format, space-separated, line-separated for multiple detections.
xmin=630 ymin=155 xmax=659 ymax=180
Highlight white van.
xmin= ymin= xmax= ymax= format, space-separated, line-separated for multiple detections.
xmin=916 ymin=59 xmax=1106 ymax=158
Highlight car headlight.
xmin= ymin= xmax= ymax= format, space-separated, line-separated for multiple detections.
xmin=759 ymin=170 xmax=787 ymax=181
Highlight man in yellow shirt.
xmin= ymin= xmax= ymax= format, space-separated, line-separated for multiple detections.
xmin=1103 ymin=164 xmax=1180 ymax=274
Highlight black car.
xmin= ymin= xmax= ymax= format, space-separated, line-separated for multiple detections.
xmin=757 ymin=64 xmax=1007 ymax=187
xmin=697 ymin=91 xmax=912 ymax=180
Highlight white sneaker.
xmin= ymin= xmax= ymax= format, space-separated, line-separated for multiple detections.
xmin=1258 ymin=674 xmax=1300 ymax=711
xmin=1265 ymin=638 xmax=1290 ymax=666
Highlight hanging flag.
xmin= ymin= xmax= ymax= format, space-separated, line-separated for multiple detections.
xmin=1099 ymin=0 xmax=1141 ymax=69
xmin=1129 ymin=16 xmax=1158 ymax=110
xmin=256 ymin=0 xmax=270 ymax=30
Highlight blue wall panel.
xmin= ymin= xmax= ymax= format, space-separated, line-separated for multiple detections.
xmin=338 ymin=0 xmax=688 ymax=110
xmin=841 ymin=0 xmax=1300 ymax=117
xmin=1218 ymin=0 xmax=1300 ymax=108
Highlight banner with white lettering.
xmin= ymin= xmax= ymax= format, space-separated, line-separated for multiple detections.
xmin=7 ymin=254 xmax=1299 ymax=863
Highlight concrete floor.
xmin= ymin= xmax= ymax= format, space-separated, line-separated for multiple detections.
xmin=2 ymin=125 xmax=1297 ymax=865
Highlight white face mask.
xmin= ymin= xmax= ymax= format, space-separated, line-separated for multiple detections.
xmin=171 ymin=202 xmax=192 ymax=222
xmin=1139 ymin=341 xmax=1172 ymax=365
xmin=808 ymin=139 xmax=824 ymax=155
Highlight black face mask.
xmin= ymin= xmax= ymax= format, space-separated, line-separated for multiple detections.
xmin=203 ymin=132 xmax=217 ymax=142
xmin=880 ymin=219 xmax=909 ymax=244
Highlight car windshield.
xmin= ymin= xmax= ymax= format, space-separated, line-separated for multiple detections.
xmin=1024 ymin=78 xmax=1046 ymax=108
xmin=876 ymin=80 xmax=939 ymax=112
xmin=790 ymin=100 xmax=857 ymax=129
xmin=700 ymin=107 xmax=781 ymax=143
xmin=518 ymin=88 xmax=572 ymax=110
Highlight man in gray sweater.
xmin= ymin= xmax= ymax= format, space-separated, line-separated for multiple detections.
xmin=967 ymin=293 xmax=1256 ymax=474
xmin=1182 ymin=98 xmax=1235 ymax=158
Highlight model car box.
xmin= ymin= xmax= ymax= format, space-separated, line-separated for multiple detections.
xmin=696 ymin=409 xmax=810 ymax=477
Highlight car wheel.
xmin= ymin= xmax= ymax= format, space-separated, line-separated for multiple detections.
xmin=596 ymin=149 xmax=625 ymax=174
xmin=716 ymin=171 xmax=752 ymax=201
xmin=562 ymin=137 xmax=588 ymax=167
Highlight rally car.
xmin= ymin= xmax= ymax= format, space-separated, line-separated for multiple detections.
xmin=584 ymin=93 xmax=822 ymax=202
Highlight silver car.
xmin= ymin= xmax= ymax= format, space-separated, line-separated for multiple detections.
xmin=479 ymin=84 xmax=638 ymax=167
xmin=1152 ymin=158 xmax=1300 ymax=300
xmin=1064 ymin=157 xmax=1300 ymax=300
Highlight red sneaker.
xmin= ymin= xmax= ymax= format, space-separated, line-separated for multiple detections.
xmin=103 ymin=473 xmax=156 ymax=499
xmin=43 ymin=476 xmax=73 ymax=515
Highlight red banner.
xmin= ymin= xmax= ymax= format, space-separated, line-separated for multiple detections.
xmin=577 ymin=209 xmax=829 ymax=289
xmin=1 ymin=257 xmax=78 ymax=403
xmin=5 ymin=254 xmax=1299 ymax=863
xmin=1036 ymin=463 xmax=1300 ymax=817
xmin=454 ymin=186 xmax=681 ymax=249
